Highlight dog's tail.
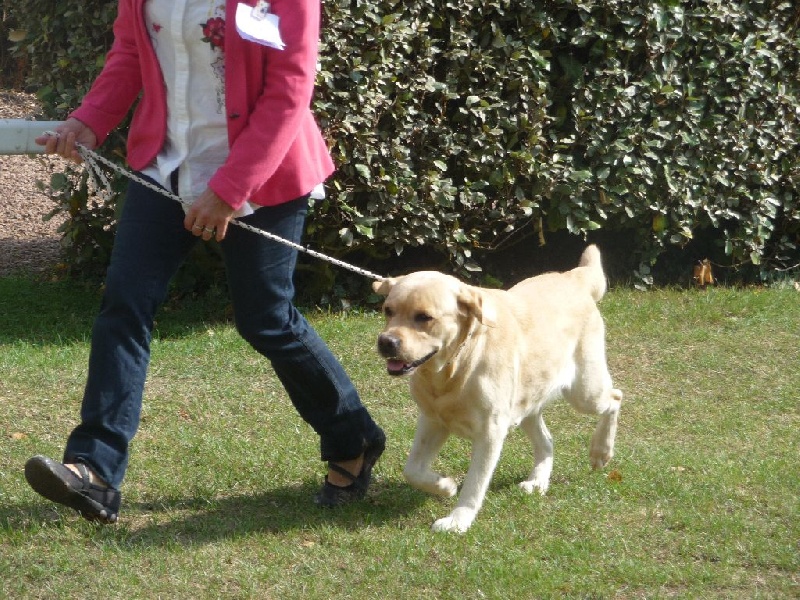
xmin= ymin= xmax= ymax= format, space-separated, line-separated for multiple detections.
xmin=578 ymin=244 xmax=607 ymax=302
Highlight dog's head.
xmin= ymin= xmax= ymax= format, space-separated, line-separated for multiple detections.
xmin=372 ymin=272 xmax=497 ymax=376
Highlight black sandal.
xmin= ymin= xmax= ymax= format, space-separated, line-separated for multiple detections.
xmin=314 ymin=435 xmax=386 ymax=508
xmin=24 ymin=455 xmax=121 ymax=524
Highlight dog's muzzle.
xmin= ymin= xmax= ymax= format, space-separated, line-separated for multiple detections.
xmin=377 ymin=333 xmax=437 ymax=376
xmin=377 ymin=333 xmax=401 ymax=357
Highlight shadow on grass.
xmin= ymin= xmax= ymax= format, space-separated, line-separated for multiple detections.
xmin=0 ymin=276 xmax=233 ymax=344
xmin=2 ymin=480 xmax=428 ymax=544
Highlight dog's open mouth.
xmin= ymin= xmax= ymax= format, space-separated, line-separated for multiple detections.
xmin=385 ymin=349 xmax=437 ymax=376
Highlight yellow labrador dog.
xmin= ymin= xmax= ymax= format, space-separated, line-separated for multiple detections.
xmin=372 ymin=245 xmax=622 ymax=532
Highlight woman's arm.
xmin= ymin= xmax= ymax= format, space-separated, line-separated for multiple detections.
xmin=208 ymin=0 xmax=322 ymax=206
xmin=69 ymin=0 xmax=147 ymax=146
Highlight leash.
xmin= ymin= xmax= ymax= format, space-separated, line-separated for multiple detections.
xmin=45 ymin=132 xmax=386 ymax=282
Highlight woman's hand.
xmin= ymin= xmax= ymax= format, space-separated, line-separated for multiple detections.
xmin=184 ymin=187 xmax=236 ymax=242
xmin=34 ymin=118 xmax=98 ymax=163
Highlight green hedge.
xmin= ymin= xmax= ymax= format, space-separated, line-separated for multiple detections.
xmin=6 ymin=0 xmax=800 ymax=295
xmin=3 ymin=0 xmax=120 ymax=274
xmin=313 ymin=0 xmax=800 ymax=287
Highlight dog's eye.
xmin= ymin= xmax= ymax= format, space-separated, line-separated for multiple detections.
xmin=383 ymin=306 xmax=394 ymax=318
xmin=414 ymin=312 xmax=433 ymax=324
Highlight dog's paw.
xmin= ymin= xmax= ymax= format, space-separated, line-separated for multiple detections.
xmin=409 ymin=474 xmax=458 ymax=498
xmin=519 ymin=478 xmax=549 ymax=495
xmin=425 ymin=476 xmax=458 ymax=498
xmin=432 ymin=507 xmax=475 ymax=533
xmin=437 ymin=477 xmax=458 ymax=498
xmin=589 ymin=444 xmax=614 ymax=470
xmin=520 ymin=460 xmax=552 ymax=495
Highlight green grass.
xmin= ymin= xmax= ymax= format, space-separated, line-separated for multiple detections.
xmin=1 ymin=276 xmax=798 ymax=599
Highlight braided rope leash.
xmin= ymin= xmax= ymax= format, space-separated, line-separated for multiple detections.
xmin=60 ymin=138 xmax=386 ymax=282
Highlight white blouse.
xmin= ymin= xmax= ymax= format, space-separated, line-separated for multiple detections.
xmin=142 ymin=0 xmax=250 ymax=212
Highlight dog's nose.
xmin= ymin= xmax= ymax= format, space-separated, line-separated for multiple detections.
xmin=377 ymin=333 xmax=401 ymax=357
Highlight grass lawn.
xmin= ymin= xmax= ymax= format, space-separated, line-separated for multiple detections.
xmin=0 ymin=276 xmax=797 ymax=598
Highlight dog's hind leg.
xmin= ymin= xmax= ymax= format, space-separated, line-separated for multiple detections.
xmin=563 ymin=321 xmax=623 ymax=469
xmin=518 ymin=411 xmax=554 ymax=494
xmin=587 ymin=387 xmax=622 ymax=469
xmin=404 ymin=414 xmax=457 ymax=499
xmin=564 ymin=373 xmax=622 ymax=469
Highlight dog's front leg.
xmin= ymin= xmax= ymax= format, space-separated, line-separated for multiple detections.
xmin=432 ymin=431 xmax=506 ymax=533
xmin=404 ymin=413 xmax=457 ymax=498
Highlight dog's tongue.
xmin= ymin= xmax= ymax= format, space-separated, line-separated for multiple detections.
xmin=387 ymin=359 xmax=407 ymax=374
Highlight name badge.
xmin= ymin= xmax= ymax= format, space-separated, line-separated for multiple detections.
xmin=236 ymin=1 xmax=285 ymax=50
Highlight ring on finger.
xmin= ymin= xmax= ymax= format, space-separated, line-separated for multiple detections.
xmin=203 ymin=227 xmax=215 ymax=234
xmin=192 ymin=224 xmax=203 ymax=231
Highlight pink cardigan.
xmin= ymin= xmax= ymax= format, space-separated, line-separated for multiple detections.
xmin=71 ymin=0 xmax=334 ymax=210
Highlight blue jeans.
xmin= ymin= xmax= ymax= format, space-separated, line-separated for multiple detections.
xmin=64 ymin=178 xmax=383 ymax=489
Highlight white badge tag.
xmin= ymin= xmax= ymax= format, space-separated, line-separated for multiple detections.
xmin=236 ymin=1 xmax=285 ymax=50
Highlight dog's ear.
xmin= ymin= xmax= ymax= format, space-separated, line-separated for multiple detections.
xmin=372 ymin=277 xmax=398 ymax=296
xmin=457 ymin=285 xmax=497 ymax=327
